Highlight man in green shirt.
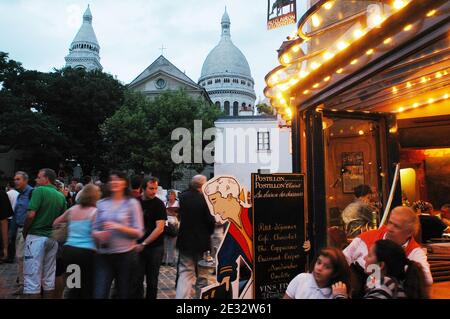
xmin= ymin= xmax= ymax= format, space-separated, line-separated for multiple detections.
xmin=23 ymin=168 xmax=67 ymax=298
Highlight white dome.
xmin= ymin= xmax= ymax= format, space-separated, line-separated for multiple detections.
xmin=200 ymin=9 xmax=252 ymax=81
xmin=71 ymin=5 xmax=99 ymax=47
xmin=200 ymin=38 xmax=252 ymax=79
xmin=199 ymin=9 xmax=256 ymax=116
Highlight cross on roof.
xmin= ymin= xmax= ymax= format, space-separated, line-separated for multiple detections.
xmin=160 ymin=44 xmax=167 ymax=56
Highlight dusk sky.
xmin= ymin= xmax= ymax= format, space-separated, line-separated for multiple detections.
xmin=0 ymin=0 xmax=308 ymax=101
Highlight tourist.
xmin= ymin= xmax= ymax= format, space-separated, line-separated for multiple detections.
xmin=53 ymin=184 xmax=100 ymax=299
xmin=0 ymin=186 xmax=14 ymax=263
xmin=22 ymin=168 xmax=67 ymax=298
xmin=175 ymin=175 xmax=215 ymax=299
xmin=341 ymin=184 xmax=377 ymax=238
xmin=343 ymin=206 xmax=433 ymax=297
xmin=412 ymin=200 xmax=449 ymax=243
xmin=92 ymin=171 xmax=143 ymax=299
xmin=130 ymin=175 xmax=142 ymax=200
xmin=10 ymin=171 xmax=33 ymax=293
xmin=163 ymin=189 xmax=179 ymax=267
xmin=441 ymin=204 xmax=450 ymax=227
xmin=332 ymin=239 xmax=427 ymax=299
xmin=135 ymin=177 xmax=167 ymax=299
xmin=284 ymin=247 xmax=351 ymax=299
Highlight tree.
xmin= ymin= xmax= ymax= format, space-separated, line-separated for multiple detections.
xmin=0 ymin=53 xmax=68 ymax=173
xmin=43 ymin=67 xmax=125 ymax=174
xmin=0 ymin=52 xmax=125 ymax=176
xmin=101 ymin=89 xmax=222 ymax=187
xmin=256 ymin=102 xmax=274 ymax=115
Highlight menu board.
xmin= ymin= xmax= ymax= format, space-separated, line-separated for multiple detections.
xmin=252 ymin=173 xmax=305 ymax=299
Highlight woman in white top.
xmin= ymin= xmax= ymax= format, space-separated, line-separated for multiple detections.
xmin=163 ymin=190 xmax=179 ymax=266
xmin=284 ymin=247 xmax=351 ymax=299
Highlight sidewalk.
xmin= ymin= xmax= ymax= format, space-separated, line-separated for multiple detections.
xmin=0 ymin=262 xmax=177 ymax=299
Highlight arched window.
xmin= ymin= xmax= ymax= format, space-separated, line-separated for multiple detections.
xmin=224 ymin=78 xmax=230 ymax=83
xmin=207 ymin=80 xmax=213 ymax=85
xmin=233 ymin=79 xmax=238 ymax=84
xmin=233 ymin=102 xmax=239 ymax=116
xmin=215 ymin=101 xmax=221 ymax=109
xmin=224 ymin=101 xmax=230 ymax=115
xmin=215 ymin=79 xmax=221 ymax=83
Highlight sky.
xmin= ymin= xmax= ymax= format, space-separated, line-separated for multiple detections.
xmin=0 ymin=0 xmax=308 ymax=101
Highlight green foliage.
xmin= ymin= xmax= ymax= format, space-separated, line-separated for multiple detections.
xmin=0 ymin=52 xmax=125 ymax=175
xmin=256 ymin=103 xmax=274 ymax=115
xmin=101 ymin=89 xmax=222 ymax=185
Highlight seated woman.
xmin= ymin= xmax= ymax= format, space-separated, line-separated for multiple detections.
xmin=412 ymin=200 xmax=449 ymax=243
xmin=283 ymin=247 xmax=351 ymax=299
xmin=341 ymin=184 xmax=378 ymax=238
xmin=332 ymin=239 xmax=428 ymax=299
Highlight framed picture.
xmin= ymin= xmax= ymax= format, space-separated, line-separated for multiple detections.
xmin=342 ymin=152 xmax=365 ymax=194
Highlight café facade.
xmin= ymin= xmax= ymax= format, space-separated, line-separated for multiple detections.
xmin=264 ymin=0 xmax=450 ymax=255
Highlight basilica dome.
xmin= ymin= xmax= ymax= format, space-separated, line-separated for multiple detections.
xmin=199 ymin=9 xmax=256 ymax=116
xmin=200 ymin=11 xmax=252 ymax=79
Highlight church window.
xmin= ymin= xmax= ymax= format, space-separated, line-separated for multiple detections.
xmin=215 ymin=101 xmax=221 ymax=109
xmin=242 ymin=103 xmax=246 ymax=107
xmin=257 ymin=132 xmax=270 ymax=151
xmin=233 ymin=79 xmax=238 ymax=84
xmin=207 ymin=80 xmax=212 ymax=85
xmin=241 ymin=80 xmax=246 ymax=85
xmin=215 ymin=79 xmax=221 ymax=83
xmin=224 ymin=101 xmax=230 ymax=115
xmin=224 ymin=78 xmax=230 ymax=83
xmin=233 ymin=102 xmax=239 ymax=116
xmin=156 ymin=78 xmax=167 ymax=89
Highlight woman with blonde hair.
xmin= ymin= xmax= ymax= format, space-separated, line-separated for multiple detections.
xmin=53 ymin=183 xmax=101 ymax=299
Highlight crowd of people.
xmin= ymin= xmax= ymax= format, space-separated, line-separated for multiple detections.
xmin=0 ymin=172 xmax=447 ymax=299
xmin=0 ymin=168 xmax=185 ymax=299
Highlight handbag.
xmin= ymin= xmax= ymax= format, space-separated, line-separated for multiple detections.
xmin=51 ymin=222 xmax=68 ymax=243
xmin=51 ymin=209 xmax=71 ymax=243
xmin=164 ymin=222 xmax=179 ymax=237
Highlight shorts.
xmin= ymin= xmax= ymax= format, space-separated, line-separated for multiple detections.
xmin=23 ymin=235 xmax=58 ymax=294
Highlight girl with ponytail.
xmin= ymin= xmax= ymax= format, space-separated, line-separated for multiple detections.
xmin=332 ymin=239 xmax=428 ymax=299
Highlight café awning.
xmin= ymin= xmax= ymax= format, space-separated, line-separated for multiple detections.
xmin=264 ymin=0 xmax=450 ymax=123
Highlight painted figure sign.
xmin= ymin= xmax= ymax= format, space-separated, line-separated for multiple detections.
xmin=267 ymin=0 xmax=297 ymax=30
xmin=201 ymin=176 xmax=254 ymax=299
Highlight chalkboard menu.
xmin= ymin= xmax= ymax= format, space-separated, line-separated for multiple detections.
xmin=252 ymin=173 xmax=305 ymax=299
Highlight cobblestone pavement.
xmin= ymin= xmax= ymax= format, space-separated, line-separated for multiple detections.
xmin=0 ymin=261 xmax=177 ymax=299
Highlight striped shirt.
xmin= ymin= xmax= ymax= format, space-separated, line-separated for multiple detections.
xmin=363 ymin=276 xmax=407 ymax=299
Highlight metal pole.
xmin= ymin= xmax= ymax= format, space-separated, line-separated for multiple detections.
xmin=380 ymin=163 xmax=400 ymax=227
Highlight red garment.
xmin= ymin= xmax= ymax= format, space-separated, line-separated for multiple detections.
xmin=359 ymin=225 xmax=421 ymax=256
xmin=227 ymin=207 xmax=253 ymax=263
xmin=441 ymin=210 xmax=450 ymax=220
